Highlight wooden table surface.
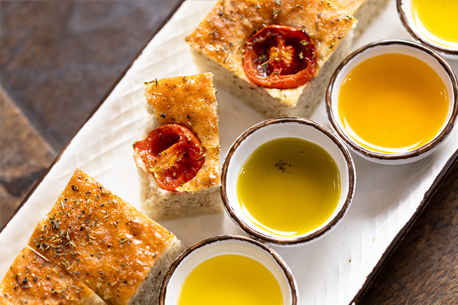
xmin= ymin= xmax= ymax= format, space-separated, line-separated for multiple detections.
xmin=1 ymin=1 xmax=458 ymax=304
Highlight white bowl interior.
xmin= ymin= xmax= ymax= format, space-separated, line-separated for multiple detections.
xmin=225 ymin=121 xmax=351 ymax=242
xmin=399 ymin=0 xmax=458 ymax=54
xmin=330 ymin=42 xmax=455 ymax=159
xmin=163 ymin=238 xmax=295 ymax=304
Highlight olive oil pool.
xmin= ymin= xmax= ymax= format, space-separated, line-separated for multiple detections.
xmin=178 ymin=254 xmax=283 ymax=305
xmin=237 ymin=137 xmax=341 ymax=237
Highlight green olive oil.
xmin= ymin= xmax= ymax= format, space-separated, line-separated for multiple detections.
xmin=237 ymin=137 xmax=341 ymax=236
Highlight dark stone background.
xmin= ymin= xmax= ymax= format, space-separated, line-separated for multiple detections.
xmin=0 ymin=0 xmax=181 ymax=223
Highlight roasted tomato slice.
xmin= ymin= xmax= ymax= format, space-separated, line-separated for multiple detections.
xmin=133 ymin=124 xmax=205 ymax=191
xmin=244 ymin=25 xmax=317 ymax=89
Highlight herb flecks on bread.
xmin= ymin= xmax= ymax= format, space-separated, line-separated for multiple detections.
xmin=185 ymin=0 xmax=356 ymax=109
xmin=143 ymin=73 xmax=221 ymax=193
xmin=332 ymin=0 xmax=389 ymax=39
xmin=134 ymin=73 xmax=223 ymax=220
xmin=0 ymin=247 xmax=106 ymax=304
xmin=27 ymin=169 xmax=184 ymax=305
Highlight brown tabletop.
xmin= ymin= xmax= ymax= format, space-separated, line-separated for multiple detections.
xmin=1 ymin=1 xmax=458 ymax=304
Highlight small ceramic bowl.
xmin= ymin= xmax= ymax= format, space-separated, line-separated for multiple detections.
xmin=326 ymin=40 xmax=458 ymax=165
xmin=159 ymin=235 xmax=298 ymax=305
xmin=221 ymin=118 xmax=356 ymax=246
xmin=397 ymin=0 xmax=458 ymax=58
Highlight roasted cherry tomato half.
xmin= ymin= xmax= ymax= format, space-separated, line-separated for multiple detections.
xmin=244 ymin=25 xmax=317 ymax=89
xmin=133 ymin=124 xmax=205 ymax=191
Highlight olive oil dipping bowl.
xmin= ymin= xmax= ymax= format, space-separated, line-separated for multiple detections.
xmin=397 ymin=0 xmax=458 ymax=59
xmin=326 ymin=40 xmax=458 ymax=165
xmin=221 ymin=118 xmax=356 ymax=246
xmin=159 ymin=235 xmax=298 ymax=305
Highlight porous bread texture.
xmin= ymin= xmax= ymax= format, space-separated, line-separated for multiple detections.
xmin=134 ymin=73 xmax=223 ymax=220
xmin=135 ymin=148 xmax=223 ymax=220
xmin=129 ymin=238 xmax=184 ymax=305
xmin=27 ymin=169 xmax=185 ymax=305
xmin=190 ymin=32 xmax=353 ymax=118
xmin=185 ymin=0 xmax=358 ymax=118
xmin=0 ymin=247 xmax=106 ymax=305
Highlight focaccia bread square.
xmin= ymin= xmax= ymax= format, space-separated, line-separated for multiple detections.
xmin=27 ymin=169 xmax=185 ymax=305
xmin=133 ymin=72 xmax=222 ymax=220
xmin=0 ymin=247 xmax=106 ymax=305
xmin=185 ymin=0 xmax=357 ymax=118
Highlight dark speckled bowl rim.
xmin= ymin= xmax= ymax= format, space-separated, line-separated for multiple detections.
xmin=220 ymin=118 xmax=356 ymax=246
xmin=326 ymin=39 xmax=458 ymax=162
xmin=158 ymin=234 xmax=298 ymax=305
xmin=396 ymin=0 xmax=458 ymax=57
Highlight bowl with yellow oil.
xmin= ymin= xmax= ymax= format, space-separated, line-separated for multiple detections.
xmin=326 ymin=40 xmax=458 ymax=165
xmin=221 ymin=118 xmax=356 ymax=246
xmin=159 ymin=235 xmax=298 ymax=305
xmin=397 ymin=0 xmax=458 ymax=58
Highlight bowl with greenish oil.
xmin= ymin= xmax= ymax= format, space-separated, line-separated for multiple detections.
xmin=159 ymin=235 xmax=298 ymax=305
xmin=221 ymin=118 xmax=356 ymax=246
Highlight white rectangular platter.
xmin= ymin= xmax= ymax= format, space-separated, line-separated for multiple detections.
xmin=1 ymin=1 xmax=458 ymax=304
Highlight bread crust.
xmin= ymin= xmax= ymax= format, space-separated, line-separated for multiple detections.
xmin=333 ymin=0 xmax=389 ymax=39
xmin=27 ymin=169 xmax=182 ymax=305
xmin=0 ymin=247 xmax=105 ymax=305
xmin=332 ymin=0 xmax=365 ymax=15
xmin=142 ymin=72 xmax=221 ymax=193
xmin=185 ymin=0 xmax=357 ymax=107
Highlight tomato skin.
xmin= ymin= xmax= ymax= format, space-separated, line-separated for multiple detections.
xmin=244 ymin=25 xmax=317 ymax=89
xmin=133 ymin=124 xmax=205 ymax=191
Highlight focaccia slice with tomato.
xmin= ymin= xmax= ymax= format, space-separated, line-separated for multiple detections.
xmin=184 ymin=0 xmax=380 ymax=118
xmin=133 ymin=72 xmax=222 ymax=220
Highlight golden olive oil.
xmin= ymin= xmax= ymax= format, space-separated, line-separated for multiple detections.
xmin=178 ymin=254 xmax=283 ymax=305
xmin=413 ymin=0 xmax=458 ymax=44
xmin=338 ymin=53 xmax=448 ymax=153
xmin=237 ymin=137 xmax=341 ymax=236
